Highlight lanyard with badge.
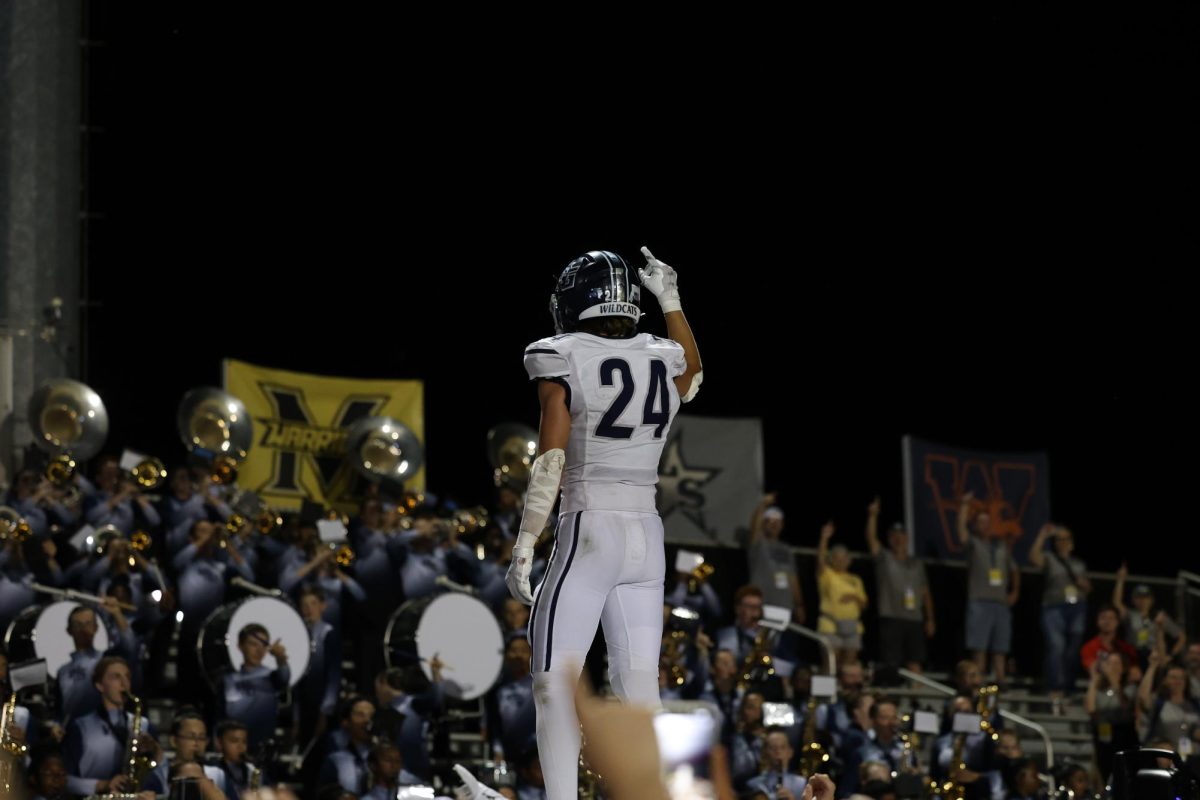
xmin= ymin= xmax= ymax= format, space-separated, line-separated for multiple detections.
xmin=903 ymin=559 xmax=920 ymax=610
xmin=1050 ymin=551 xmax=1082 ymax=604
xmin=1136 ymin=625 xmax=1152 ymax=647
xmin=987 ymin=541 xmax=1005 ymax=588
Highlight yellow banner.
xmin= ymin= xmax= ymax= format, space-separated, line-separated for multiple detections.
xmin=223 ymin=359 xmax=424 ymax=513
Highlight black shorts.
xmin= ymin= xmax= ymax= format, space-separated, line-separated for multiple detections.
xmin=878 ymin=618 xmax=926 ymax=667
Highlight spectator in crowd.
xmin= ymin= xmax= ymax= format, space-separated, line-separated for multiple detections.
xmin=865 ymin=497 xmax=934 ymax=674
xmin=815 ymin=521 xmax=867 ymax=667
xmin=958 ymin=492 xmax=1019 ymax=685
xmin=1029 ymin=523 xmax=1090 ymax=706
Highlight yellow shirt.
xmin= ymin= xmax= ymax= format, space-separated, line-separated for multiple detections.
xmin=817 ymin=568 xmax=867 ymax=634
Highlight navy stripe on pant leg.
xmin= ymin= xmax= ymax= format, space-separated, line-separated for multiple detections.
xmin=543 ymin=511 xmax=582 ymax=671
xmin=529 ymin=512 xmax=570 ymax=670
xmin=527 ymin=516 xmax=564 ymax=662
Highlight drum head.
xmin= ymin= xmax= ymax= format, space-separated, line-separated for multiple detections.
xmin=26 ymin=602 xmax=110 ymax=676
xmin=223 ymin=597 xmax=310 ymax=687
xmin=390 ymin=593 xmax=503 ymax=701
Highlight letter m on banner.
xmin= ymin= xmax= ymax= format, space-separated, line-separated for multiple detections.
xmin=901 ymin=435 xmax=1050 ymax=564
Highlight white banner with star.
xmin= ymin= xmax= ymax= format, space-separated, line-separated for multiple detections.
xmin=656 ymin=414 xmax=763 ymax=547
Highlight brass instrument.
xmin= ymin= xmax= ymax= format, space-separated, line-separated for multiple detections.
xmin=663 ymin=630 xmax=690 ymax=687
xmin=329 ymin=541 xmax=355 ymax=568
xmin=225 ymin=513 xmax=248 ymax=539
xmin=29 ymin=378 xmax=109 ymax=485
xmin=47 ymin=453 xmax=78 ymax=486
xmin=0 ymin=506 xmax=33 ymax=544
xmin=346 ymin=416 xmax=424 ymax=484
xmin=452 ymin=506 xmax=489 ymax=536
xmin=211 ymin=454 xmax=239 ymax=485
xmin=227 ymin=490 xmax=282 ymax=537
xmin=93 ymin=524 xmax=124 ymax=553
xmin=94 ymin=525 xmax=146 ymax=569
xmin=737 ymin=627 xmax=776 ymax=689
xmin=320 ymin=509 xmax=355 ymax=567
xmin=798 ymin=692 xmax=829 ymax=777
xmin=940 ymin=730 xmax=967 ymax=800
xmin=897 ymin=713 xmax=933 ymax=797
xmin=130 ymin=456 xmax=167 ymax=491
xmin=977 ymin=684 xmax=999 ymax=740
xmin=934 ymin=687 xmax=997 ymax=800
xmin=123 ymin=692 xmax=156 ymax=788
xmin=177 ymin=387 xmax=253 ymax=484
xmin=129 ymin=530 xmax=152 ymax=554
xmin=248 ymin=762 xmax=262 ymax=799
xmin=450 ymin=506 xmax=491 ymax=559
xmin=487 ymin=422 xmax=538 ymax=487
xmin=0 ymin=691 xmax=28 ymax=794
xmin=687 ymin=560 xmax=715 ymax=594
xmin=578 ymin=739 xmax=601 ymax=800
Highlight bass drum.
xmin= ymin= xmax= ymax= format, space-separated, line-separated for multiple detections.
xmin=197 ymin=596 xmax=310 ymax=688
xmin=384 ymin=593 xmax=504 ymax=701
xmin=4 ymin=601 xmax=110 ymax=676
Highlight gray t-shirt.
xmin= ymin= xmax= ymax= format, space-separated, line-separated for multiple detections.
xmin=1092 ymin=684 xmax=1136 ymax=726
xmin=1145 ymin=698 xmax=1200 ymax=745
xmin=748 ymin=537 xmax=796 ymax=609
xmin=1041 ymin=552 xmax=1088 ymax=606
xmin=965 ymin=537 xmax=1015 ymax=603
xmin=875 ymin=549 xmax=928 ymax=622
xmin=1125 ymin=609 xmax=1183 ymax=653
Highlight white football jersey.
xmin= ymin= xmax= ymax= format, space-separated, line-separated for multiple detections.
xmin=524 ymin=331 xmax=687 ymax=512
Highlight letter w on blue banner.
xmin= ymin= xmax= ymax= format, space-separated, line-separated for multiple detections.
xmin=902 ymin=435 xmax=1050 ymax=564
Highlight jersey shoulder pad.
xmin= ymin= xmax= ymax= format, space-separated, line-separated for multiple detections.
xmin=644 ymin=334 xmax=688 ymax=378
xmin=523 ymin=336 xmax=571 ymax=380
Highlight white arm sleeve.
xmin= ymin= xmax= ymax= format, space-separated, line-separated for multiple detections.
xmin=515 ymin=448 xmax=565 ymax=546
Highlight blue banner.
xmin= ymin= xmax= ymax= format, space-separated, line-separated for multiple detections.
xmin=902 ymin=435 xmax=1050 ymax=564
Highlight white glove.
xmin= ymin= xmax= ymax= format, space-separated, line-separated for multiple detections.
xmin=638 ymin=246 xmax=682 ymax=314
xmin=505 ymin=448 xmax=564 ymax=605
xmin=453 ymin=764 xmax=508 ymax=800
xmin=505 ymin=529 xmax=538 ymax=605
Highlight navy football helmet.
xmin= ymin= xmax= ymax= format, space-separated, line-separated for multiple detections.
xmin=549 ymin=250 xmax=642 ymax=335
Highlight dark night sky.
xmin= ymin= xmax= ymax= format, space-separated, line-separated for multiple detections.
xmin=77 ymin=3 xmax=1197 ymax=577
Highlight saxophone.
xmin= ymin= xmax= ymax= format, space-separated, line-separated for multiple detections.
xmin=662 ymin=630 xmax=690 ymax=687
xmin=898 ymin=713 xmax=932 ymax=798
xmin=0 ymin=691 xmax=28 ymax=795
xmin=578 ymin=740 xmax=601 ymax=799
xmin=248 ymin=762 xmax=263 ymax=799
xmin=737 ymin=627 xmax=776 ymax=690
xmin=123 ymin=692 xmax=157 ymax=789
xmin=798 ymin=693 xmax=829 ymax=777
xmin=939 ymin=730 xmax=967 ymax=800
xmin=977 ymin=684 xmax=999 ymax=741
